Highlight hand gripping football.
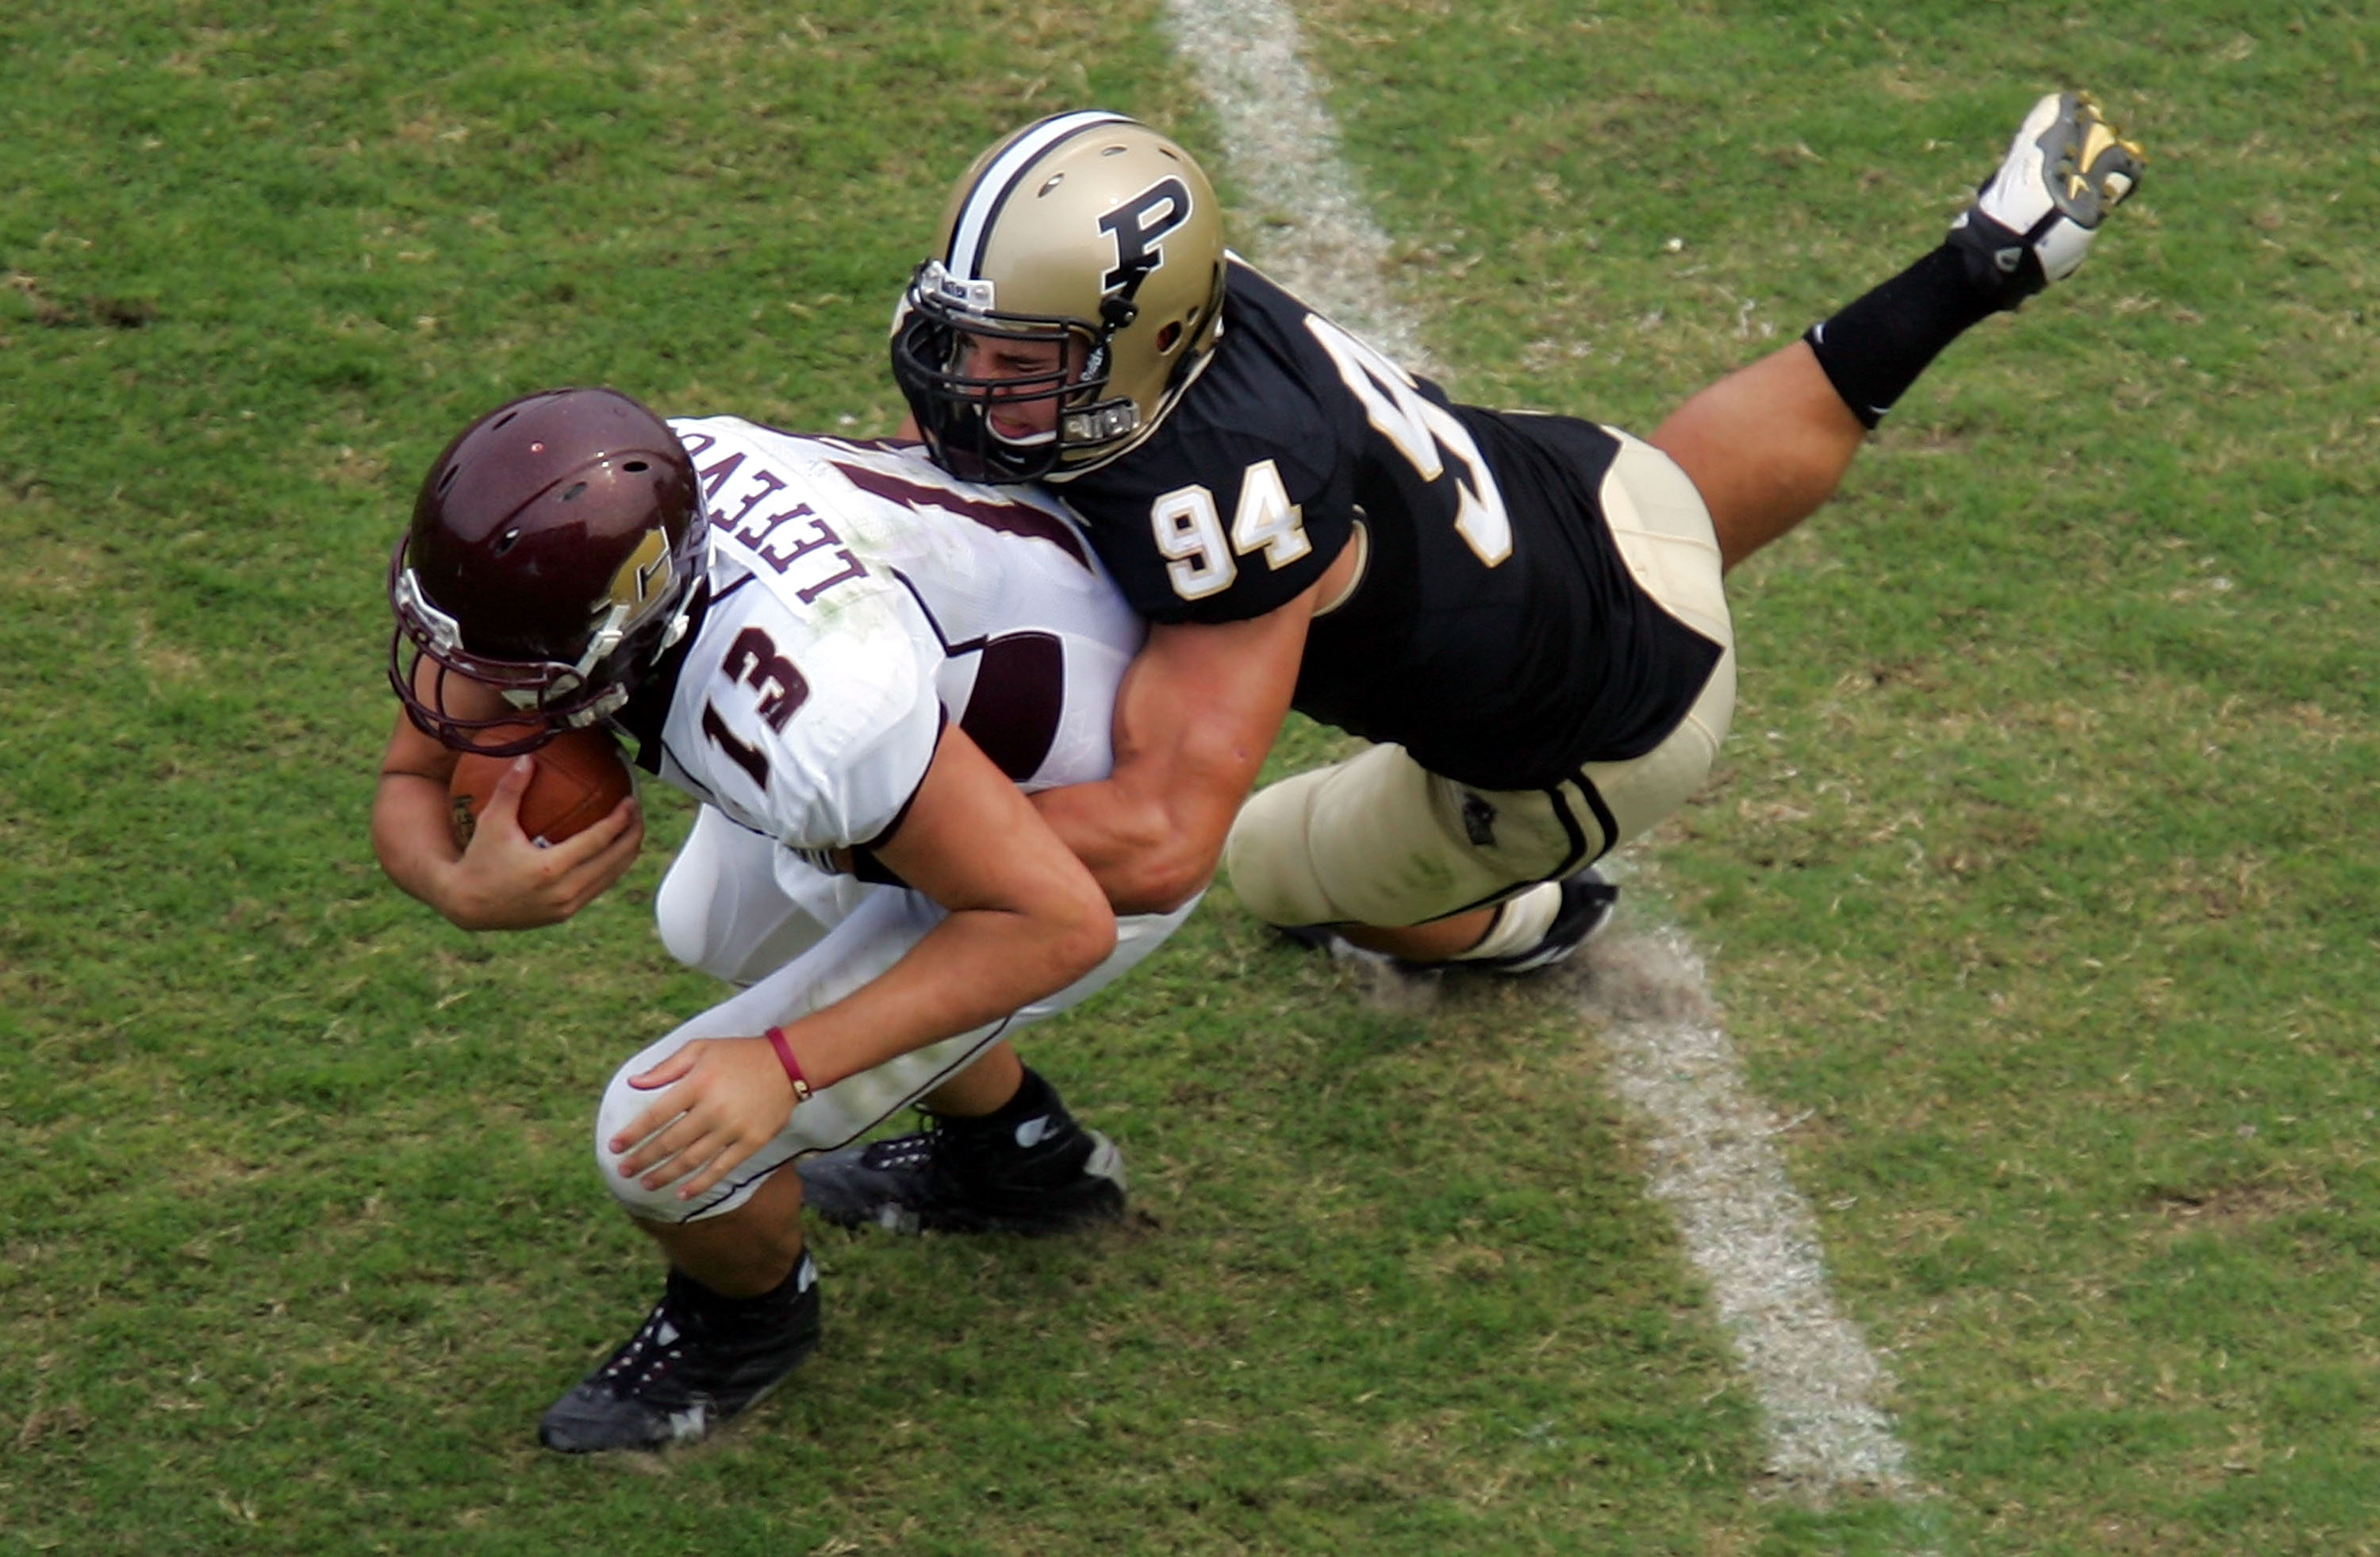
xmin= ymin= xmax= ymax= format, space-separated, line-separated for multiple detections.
xmin=449 ymin=727 xmax=635 ymax=848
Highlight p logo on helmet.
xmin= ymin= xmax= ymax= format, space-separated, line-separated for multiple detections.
xmin=1099 ymin=177 xmax=1196 ymax=296
xmin=605 ymin=529 xmax=677 ymax=625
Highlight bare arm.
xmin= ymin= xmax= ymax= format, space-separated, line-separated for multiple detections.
xmin=369 ymin=674 xmax=643 ymax=931
xmin=612 ymin=725 xmax=1119 ymax=1199
xmin=769 ymin=723 xmax=1119 ymax=1085
xmin=891 ymin=397 xmax=1288 ymax=910
xmin=1028 ymin=589 xmax=1319 ymax=915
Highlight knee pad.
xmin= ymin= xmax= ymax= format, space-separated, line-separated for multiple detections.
xmin=1226 ymin=746 xmax=1572 ymax=928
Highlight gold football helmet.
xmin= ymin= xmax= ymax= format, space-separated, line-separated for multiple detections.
xmin=892 ymin=111 xmax=1226 ymax=482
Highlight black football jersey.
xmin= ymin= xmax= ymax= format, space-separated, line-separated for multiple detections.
xmin=1050 ymin=260 xmax=1724 ymax=792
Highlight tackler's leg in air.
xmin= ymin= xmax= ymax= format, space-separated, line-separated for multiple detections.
xmin=1653 ymin=90 xmax=2144 ymax=571
xmin=1315 ymin=92 xmax=2143 ymax=971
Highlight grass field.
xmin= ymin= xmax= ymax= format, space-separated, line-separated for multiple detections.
xmin=3 ymin=1 xmax=2376 ymax=1552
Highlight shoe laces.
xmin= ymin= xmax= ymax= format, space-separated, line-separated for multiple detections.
xmin=859 ymin=1117 xmax=953 ymax=1171
xmin=597 ymin=1301 xmax=690 ymax=1392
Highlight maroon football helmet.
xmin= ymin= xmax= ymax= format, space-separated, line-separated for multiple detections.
xmin=388 ymin=386 xmax=706 ymax=755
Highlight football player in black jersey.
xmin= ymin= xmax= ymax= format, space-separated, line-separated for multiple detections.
xmin=887 ymin=99 xmax=2143 ymax=975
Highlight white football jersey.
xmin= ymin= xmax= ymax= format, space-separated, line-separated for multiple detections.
xmin=628 ymin=417 xmax=1142 ymax=858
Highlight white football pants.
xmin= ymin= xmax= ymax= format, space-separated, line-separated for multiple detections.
xmin=596 ymin=805 xmax=1195 ymax=1222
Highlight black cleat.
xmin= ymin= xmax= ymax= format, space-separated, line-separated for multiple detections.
xmin=798 ymin=1090 xmax=1126 ymax=1236
xmin=1273 ymin=866 xmax=1618 ymax=976
xmin=538 ymin=1258 xmax=821 ymax=1454
xmin=1272 ymin=920 xmax=1341 ymax=955
xmin=1450 ymin=867 xmax=1618 ymax=975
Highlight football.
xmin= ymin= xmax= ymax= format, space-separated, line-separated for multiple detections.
xmin=449 ymin=727 xmax=635 ymax=848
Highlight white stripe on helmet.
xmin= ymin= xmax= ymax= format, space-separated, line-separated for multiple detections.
xmin=947 ymin=110 xmax=1133 ymax=282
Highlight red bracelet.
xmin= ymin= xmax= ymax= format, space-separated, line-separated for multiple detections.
xmin=762 ymin=1025 xmax=814 ymax=1105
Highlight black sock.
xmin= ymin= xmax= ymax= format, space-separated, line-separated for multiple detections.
xmin=942 ymin=1065 xmax=1061 ymax=1136
xmin=669 ymin=1251 xmax=815 ymax=1322
xmin=1802 ymin=243 xmax=2007 ymax=429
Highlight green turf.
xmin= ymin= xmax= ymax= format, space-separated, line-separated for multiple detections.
xmin=3 ymin=0 xmax=2374 ymax=1552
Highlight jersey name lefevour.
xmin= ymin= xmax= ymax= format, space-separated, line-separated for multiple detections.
xmin=618 ymin=417 xmax=1141 ymax=854
xmin=1052 ymin=259 xmax=1725 ymax=792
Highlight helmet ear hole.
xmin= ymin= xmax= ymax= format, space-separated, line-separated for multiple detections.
xmin=1154 ymin=321 xmax=1182 ymax=355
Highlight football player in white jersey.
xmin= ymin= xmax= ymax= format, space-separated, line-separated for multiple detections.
xmin=371 ymin=386 xmax=1193 ymax=1453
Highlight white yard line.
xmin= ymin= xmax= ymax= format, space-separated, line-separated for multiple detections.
xmin=1156 ymin=0 xmax=1434 ymax=374
xmin=1159 ymin=0 xmax=1921 ymax=1502
xmin=1569 ymin=923 xmax=1914 ymax=1495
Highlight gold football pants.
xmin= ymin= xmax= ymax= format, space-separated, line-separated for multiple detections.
xmin=1224 ymin=429 xmax=1736 ymax=928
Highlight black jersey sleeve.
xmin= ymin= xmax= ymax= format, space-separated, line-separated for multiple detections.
xmin=1070 ymin=422 xmax=1353 ymax=625
xmin=1057 ymin=268 xmax=1363 ymax=625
